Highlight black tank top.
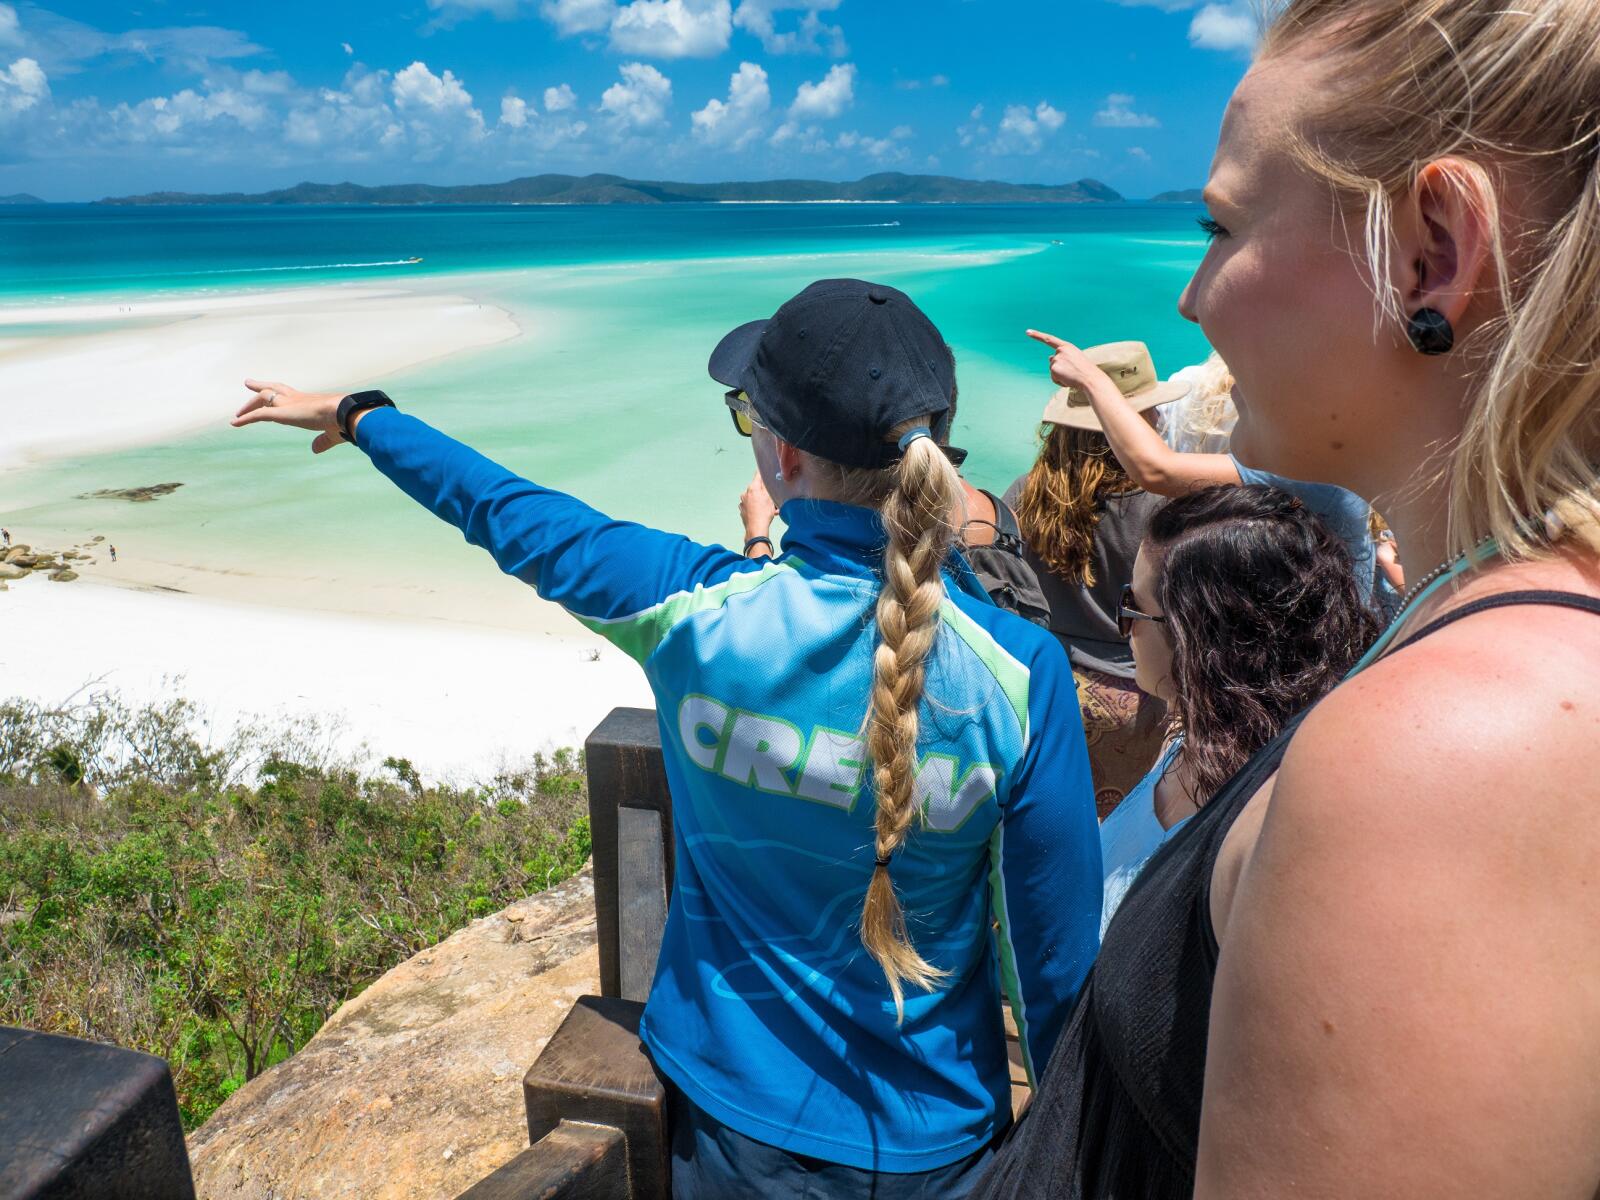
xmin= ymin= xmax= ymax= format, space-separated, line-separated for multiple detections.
xmin=972 ymin=590 xmax=1600 ymax=1200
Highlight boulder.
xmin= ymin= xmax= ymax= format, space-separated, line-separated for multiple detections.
xmin=188 ymin=865 xmax=601 ymax=1200
xmin=48 ymin=569 xmax=79 ymax=583
xmin=3 ymin=544 xmax=30 ymax=561
xmin=0 ymin=563 xmax=26 ymax=581
xmin=6 ymin=554 xmax=38 ymax=569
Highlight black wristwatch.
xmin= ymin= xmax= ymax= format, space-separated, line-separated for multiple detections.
xmin=337 ymin=390 xmax=396 ymax=443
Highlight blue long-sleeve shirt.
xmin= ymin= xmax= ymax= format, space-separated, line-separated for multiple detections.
xmin=357 ymin=407 xmax=1103 ymax=1172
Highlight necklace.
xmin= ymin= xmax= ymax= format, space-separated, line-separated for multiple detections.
xmin=1397 ymin=535 xmax=1497 ymax=612
xmin=1350 ymin=534 xmax=1502 ymax=675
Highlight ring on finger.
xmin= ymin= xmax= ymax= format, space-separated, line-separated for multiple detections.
xmin=263 ymin=390 xmax=278 ymax=406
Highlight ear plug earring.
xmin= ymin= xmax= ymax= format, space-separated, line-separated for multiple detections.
xmin=1406 ymin=307 xmax=1455 ymax=355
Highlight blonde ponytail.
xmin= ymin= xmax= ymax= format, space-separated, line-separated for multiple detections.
xmin=861 ymin=424 xmax=964 ymax=1019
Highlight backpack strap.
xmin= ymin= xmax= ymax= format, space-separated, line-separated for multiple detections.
xmin=975 ymin=489 xmax=1026 ymax=556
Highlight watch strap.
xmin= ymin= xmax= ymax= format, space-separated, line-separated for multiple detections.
xmin=337 ymin=390 xmax=396 ymax=443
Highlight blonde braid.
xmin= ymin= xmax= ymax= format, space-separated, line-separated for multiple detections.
xmin=862 ymin=424 xmax=964 ymax=1020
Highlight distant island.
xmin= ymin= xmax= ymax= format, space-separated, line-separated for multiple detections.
xmin=0 ymin=193 xmax=44 ymax=204
xmin=98 ymin=171 xmax=1124 ymax=207
xmin=1150 ymin=188 xmax=1204 ymax=203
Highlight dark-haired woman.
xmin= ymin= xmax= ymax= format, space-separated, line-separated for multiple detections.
xmin=1002 ymin=341 xmax=1188 ymax=815
xmin=1098 ymin=485 xmax=1378 ymax=935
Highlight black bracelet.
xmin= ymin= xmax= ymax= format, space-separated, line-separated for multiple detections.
xmin=337 ymin=390 xmax=397 ymax=443
xmin=743 ymin=535 xmax=775 ymax=555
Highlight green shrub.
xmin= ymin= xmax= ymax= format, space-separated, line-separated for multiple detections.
xmin=0 ymin=694 xmax=589 ymax=1129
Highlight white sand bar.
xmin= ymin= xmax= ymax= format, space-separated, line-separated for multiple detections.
xmin=0 ymin=285 xmax=519 ymax=470
xmin=0 ymin=574 xmax=655 ymax=782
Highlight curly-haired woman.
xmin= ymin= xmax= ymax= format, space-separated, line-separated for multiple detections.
xmin=1098 ymin=485 xmax=1378 ymax=936
xmin=1002 ymin=342 xmax=1189 ymax=814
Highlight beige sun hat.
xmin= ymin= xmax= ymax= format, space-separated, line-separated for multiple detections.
xmin=1042 ymin=340 xmax=1192 ymax=431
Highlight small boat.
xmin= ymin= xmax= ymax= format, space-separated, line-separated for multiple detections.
xmin=405 ymin=256 xmax=423 ymax=264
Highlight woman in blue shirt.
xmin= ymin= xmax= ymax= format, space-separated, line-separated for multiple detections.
xmin=232 ymin=279 xmax=1103 ymax=1198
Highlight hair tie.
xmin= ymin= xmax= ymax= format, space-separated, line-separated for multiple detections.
xmin=897 ymin=426 xmax=933 ymax=453
xmin=874 ymin=855 xmax=893 ymax=869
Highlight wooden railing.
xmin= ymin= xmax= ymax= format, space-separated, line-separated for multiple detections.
xmin=460 ymin=708 xmax=676 ymax=1199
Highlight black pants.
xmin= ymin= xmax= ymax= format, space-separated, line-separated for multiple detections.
xmin=669 ymin=1088 xmax=1002 ymax=1200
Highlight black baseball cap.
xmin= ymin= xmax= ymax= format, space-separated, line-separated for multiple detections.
xmin=708 ymin=279 xmax=955 ymax=469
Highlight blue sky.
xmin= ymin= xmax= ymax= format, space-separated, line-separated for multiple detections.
xmin=0 ymin=1 xmax=1254 ymax=201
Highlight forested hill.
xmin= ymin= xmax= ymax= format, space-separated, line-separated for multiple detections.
xmin=97 ymin=172 xmax=1124 ymax=206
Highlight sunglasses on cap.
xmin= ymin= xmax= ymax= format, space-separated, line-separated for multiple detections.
xmin=722 ymin=388 xmax=969 ymax=468
xmin=1118 ymin=584 xmax=1167 ymax=639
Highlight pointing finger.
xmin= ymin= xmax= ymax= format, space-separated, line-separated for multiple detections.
xmin=1025 ymin=329 xmax=1068 ymax=350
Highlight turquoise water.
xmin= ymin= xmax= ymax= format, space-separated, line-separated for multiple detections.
xmin=0 ymin=204 xmax=1210 ymax=621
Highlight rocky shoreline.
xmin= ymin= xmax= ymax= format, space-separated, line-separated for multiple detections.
xmin=0 ymin=538 xmax=100 ymax=587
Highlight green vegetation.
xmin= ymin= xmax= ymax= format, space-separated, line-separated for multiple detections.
xmin=0 ymin=694 xmax=590 ymax=1129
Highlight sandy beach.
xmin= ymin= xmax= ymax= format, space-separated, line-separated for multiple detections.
xmin=0 ymin=570 xmax=654 ymax=781
xmin=0 ymin=284 xmax=520 ymax=470
xmin=0 ymin=279 xmax=662 ymax=774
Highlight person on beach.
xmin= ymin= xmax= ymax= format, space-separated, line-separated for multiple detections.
xmin=972 ymin=2 xmax=1600 ymax=1197
xmin=234 ymin=278 xmax=1103 ymax=1199
xmin=1000 ymin=342 xmax=1188 ymax=815
xmin=1098 ymin=484 xmax=1377 ymax=937
xmin=1 ymin=529 xmax=9 ymax=548
xmin=108 ymin=545 xmax=117 ymax=563
xmin=1026 ymin=329 xmax=1392 ymax=612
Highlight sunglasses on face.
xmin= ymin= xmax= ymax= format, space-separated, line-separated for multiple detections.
xmin=725 ymin=389 xmax=759 ymax=438
xmin=1118 ymin=583 xmax=1167 ymax=639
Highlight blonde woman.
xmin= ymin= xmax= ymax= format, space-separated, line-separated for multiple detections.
xmin=1001 ymin=351 xmax=1186 ymax=815
xmin=974 ymin=2 xmax=1600 ymax=1197
xmin=233 ymin=279 xmax=1102 ymax=1199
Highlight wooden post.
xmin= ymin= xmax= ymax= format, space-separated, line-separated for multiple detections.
xmin=522 ymin=996 xmax=669 ymax=1199
xmin=0 ymin=1027 xmax=196 ymax=1199
xmin=585 ymin=708 xmax=675 ymax=1001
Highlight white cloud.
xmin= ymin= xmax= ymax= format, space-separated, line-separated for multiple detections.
xmin=544 ymin=82 xmax=577 ymax=111
xmin=1128 ymin=145 xmax=1152 ymax=163
xmin=957 ymin=103 xmax=987 ymax=148
xmin=1093 ymin=93 xmax=1159 ymax=128
xmin=539 ymin=0 xmax=617 ymax=34
xmin=787 ymin=61 xmax=853 ymax=120
xmin=990 ymin=101 xmax=1065 ymax=155
xmin=895 ymin=74 xmax=947 ymax=91
xmin=102 ymin=85 xmax=273 ymax=142
xmin=392 ymin=61 xmax=483 ymax=124
xmin=341 ymin=42 xmax=354 ymax=55
xmin=599 ymin=61 xmax=672 ymax=129
xmin=1106 ymin=0 xmax=1198 ymax=9
xmin=1189 ymin=3 xmax=1256 ymax=50
xmin=0 ymin=57 xmax=48 ymax=117
xmin=237 ymin=69 xmax=295 ymax=95
xmin=732 ymin=0 xmax=845 ymax=56
xmin=388 ymin=61 xmax=489 ymax=152
xmin=496 ymin=88 xmax=590 ymax=149
xmin=500 ymin=94 xmax=531 ymax=128
xmin=0 ymin=5 xmax=21 ymax=46
xmin=610 ymin=0 xmax=731 ymax=58
xmin=691 ymin=60 xmax=769 ymax=149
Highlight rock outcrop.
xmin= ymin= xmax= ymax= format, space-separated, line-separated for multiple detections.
xmin=188 ymin=866 xmax=601 ymax=1200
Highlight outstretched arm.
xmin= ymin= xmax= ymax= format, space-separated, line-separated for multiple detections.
xmin=232 ymin=381 xmax=754 ymax=663
xmin=1024 ymin=331 xmax=1240 ymax=497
